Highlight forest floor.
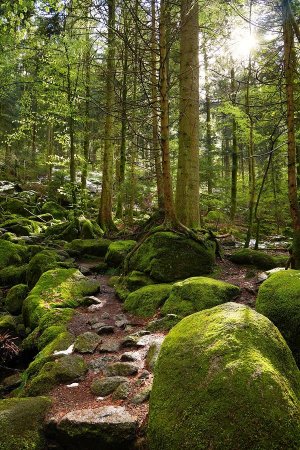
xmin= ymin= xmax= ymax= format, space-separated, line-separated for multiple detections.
xmin=44 ymin=254 xmax=267 ymax=443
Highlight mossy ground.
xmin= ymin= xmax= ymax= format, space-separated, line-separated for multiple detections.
xmin=161 ymin=276 xmax=240 ymax=317
xmin=124 ymin=284 xmax=172 ymax=317
xmin=256 ymin=269 xmax=300 ymax=366
xmin=148 ymin=303 xmax=300 ymax=450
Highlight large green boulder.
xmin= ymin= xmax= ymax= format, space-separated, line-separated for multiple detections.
xmin=26 ymin=249 xmax=64 ymax=288
xmin=0 ymin=396 xmax=51 ymax=450
xmin=105 ymin=240 xmax=137 ymax=267
xmin=0 ymin=197 xmax=32 ymax=216
xmin=126 ymin=231 xmax=215 ymax=282
xmin=161 ymin=276 xmax=239 ymax=317
xmin=23 ymin=268 xmax=99 ymax=329
xmin=124 ymin=284 xmax=172 ymax=317
xmin=148 ymin=303 xmax=300 ymax=450
xmin=5 ymin=283 xmax=29 ymax=315
xmin=65 ymin=238 xmax=111 ymax=257
xmin=115 ymin=271 xmax=155 ymax=301
xmin=0 ymin=217 xmax=42 ymax=236
xmin=41 ymin=201 xmax=67 ymax=219
xmin=256 ymin=270 xmax=300 ymax=366
xmin=0 ymin=240 xmax=28 ymax=270
xmin=0 ymin=264 xmax=28 ymax=287
xmin=229 ymin=249 xmax=282 ymax=270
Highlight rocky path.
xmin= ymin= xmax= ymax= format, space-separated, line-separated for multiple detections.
xmin=44 ymin=260 xmax=165 ymax=449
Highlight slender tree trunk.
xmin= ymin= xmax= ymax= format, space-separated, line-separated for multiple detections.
xmin=283 ymin=0 xmax=300 ymax=267
xmin=175 ymin=0 xmax=200 ymax=228
xmin=98 ymin=0 xmax=117 ymax=231
xmin=151 ymin=0 xmax=164 ymax=210
xmin=230 ymin=67 xmax=238 ymax=221
xmin=47 ymin=124 xmax=53 ymax=182
xmin=203 ymin=37 xmax=213 ymax=199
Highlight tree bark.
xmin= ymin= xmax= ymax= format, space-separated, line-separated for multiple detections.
xmin=230 ymin=66 xmax=238 ymax=221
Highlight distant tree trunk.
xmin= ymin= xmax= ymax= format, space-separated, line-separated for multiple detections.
xmin=283 ymin=0 xmax=300 ymax=267
xmin=230 ymin=67 xmax=238 ymax=221
xmin=47 ymin=124 xmax=53 ymax=182
xmin=203 ymin=37 xmax=213 ymax=200
xmin=151 ymin=0 xmax=164 ymax=210
xmin=159 ymin=0 xmax=178 ymax=226
xmin=98 ymin=0 xmax=117 ymax=231
xmin=175 ymin=0 xmax=200 ymax=228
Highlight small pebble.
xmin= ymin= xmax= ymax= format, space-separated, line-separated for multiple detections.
xmin=66 ymin=383 xmax=79 ymax=388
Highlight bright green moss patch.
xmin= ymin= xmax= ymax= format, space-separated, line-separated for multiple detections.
xmin=256 ymin=269 xmax=300 ymax=366
xmin=5 ymin=283 xmax=29 ymax=315
xmin=0 ymin=217 xmax=42 ymax=236
xmin=105 ymin=240 xmax=137 ymax=267
xmin=148 ymin=303 xmax=300 ymax=450
xmin=126 ymin=231 xmax=216 ymax=282
xmin=41 ymin=201 xmax=67 ymax=219
xmin=0 ymin=396 xmax=51 ymax=450
xmin=161 ymin=276 xmax=240 ymax=317
xmin=229 ymin=248 xmax=279 ymax=270
xmin=0 ymin=314 xmax=16 ymax=332
xmin=0 ymin=240 xmax=28 ymax=270
xmin=26 ymin=249 xmax=63 ymax=287
xmin=115 ymin=271 xmax=155 ymax=300
xmin=65 ymin=238 xmax=111 ymax=256
xmin=124 ymin=284 xmax=172 ymax=317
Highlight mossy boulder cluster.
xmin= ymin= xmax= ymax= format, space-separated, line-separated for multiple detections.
xmin=148 ymin=303 xmax=300 ymax=450
xmin=125 ymin=231 xmax=216 ymax=283
xmin=45 ymin=217 xmax=103 ymax=242
xmin=229 ymin=248 xmax=287 ymax=270
xmin=256 ymin=269 xmax=300 ymax=366
xmin=123 ymin=277 xmax=239 ymax=319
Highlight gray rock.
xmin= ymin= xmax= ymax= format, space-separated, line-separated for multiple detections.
xmin=97 ymin=325 xmax=115 ymax=335
xmin=120 ymin=352 xmax=140 ymax=362
xmin=131 ymin=385 xmax=152 ymax=404
xmin=74 ymin=332 xmax=102 ymax=354
xmin=120 ymin=335 xmax=139 ymax=348
xmin=112 ymin=382 xmax=131 ymax=400
xmin=102 ymin=312 xmax=110 ymax=319
xmin=91 ymin=321 xmax=106 ymax=330
xmin=99 ymin=341 xmax=119 ymax=353
xmin=105 ymin=362 xmax=139 ymax=377
xmin=90 ymin=376 xmax=128 ymax=396
xmin=89 ymin=355 xmax=116 ymax=371
xmin=146 ymin=340 xmax=164 ymax=371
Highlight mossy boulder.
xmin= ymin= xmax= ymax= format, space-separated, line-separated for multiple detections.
xmin=26 ymin=354 xmax=87 ymax=396
xmin=229 ymin=249 xmax=278 ymax=270
xmin=74 ymin=331 xmax=102 ymax=353
xmin=23 ymin=268 xmax=99 ymax=329
xmin=126 ymin=231 xmax=215 ymax=283
xmin=115 ymin=271 xmax=155 ymax=301
xmin=161 ymin=276 xmax=240 ymax=317
xmin=45 ymin=218 xmax=103 ymax=242
xmin=256 ymin=270 xmax=300 ymax=366
xmin=0 ymin=264 xmax=28 ymax=287
xmin=124 ymin=284 xmax=172 ymax=317
xmin=26 ymin=249 xmax=63 ymax=288
xmin=148 ymin=302 xmax=300 ymax=450
xmin=0 ymin=396 xmax=51 ymax=450
xmin=65 ymin=238 xmax=111 ymax=257
xmin=105 ymin=240 xmax=137 ymax=267
xmin=90 ymin=376 xmax=128 ymax=397
xmin=0 ymin=240 xmax=28 ymax=270
xmin=0 ymin=197 xmax=32 ymax=216
xmin=0 ymin=314 xmax=16 ymax=333
xmin=0 ymin=217 xmax=42 ymax=236
xmin=5 ymin=284 xmax=29 ymax=315
xmin=41 ymin=201 xmax=67 ymax=219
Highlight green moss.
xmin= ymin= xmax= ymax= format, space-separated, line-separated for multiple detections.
xmin=105 ymin=240 xmax=137 ymax=267
xmin=0 ymin=264 xmax=28 ymax=287
xmin=65 ymin=238 xmax=111 ymax=256
xmin=37 ymin=325 xmax=67 ymax=350
xmin=26 ymin=249 xmax=62 ymax=288
xmin=5 ymin=284 xmax=29 ymax=315
xmin=0 ymin=314 xmax=16 ymax=332
xmin=26 ymin=354 xmax=87 ymax=396
xmin=0 ymin=240 xmax=28 ymax=270
xmin=0 ymin=197 xmax=32 ymax=216
xmin=229 ymin=249 xmax=278 ymax=270
xmin=74 ymin=331 xmax=101 ymax=353
xmin=0 ymin=217 xmax=42 ymax=236
xmin=126 ymin=231 xmax=216 ymax=282
xmin=256 ymin=269 xmax=300 ymax=366
xmin=0 ymin=396 xmax=51 ymax=450
xmin=161 ymin=276 xmax=240 ymax=317
xmin=124 ymin=284 xmax=172 ymax=317
xmin=41 ymin=201 xmax=67 ymax=219
xmin=0 ymin=231 xmax=17 ymax=241
xmin=38 ymin=308 xmax=74 ymax=331
xmin=80 ymin=219 xmax=103 ymax=239
xmin=148 ymin=303 xmax=300 ymax=450
xmin=115 ymin=271 xmax=155 ymax=300
xmin=22 ymin=268 xmax=99 ymax=329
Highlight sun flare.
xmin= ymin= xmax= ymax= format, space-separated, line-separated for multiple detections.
xmin=230 ymin=27 xmax=258 ymax=60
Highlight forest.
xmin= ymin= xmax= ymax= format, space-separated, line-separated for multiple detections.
xmin=0 ymin=0 xmax=300 ymax=449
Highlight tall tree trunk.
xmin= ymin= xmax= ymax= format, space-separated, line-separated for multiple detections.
xmin=47 ymin=124 xmax=53 ymax=182
xmin=283 ymin=0 xmax=300 ymax=267
xmin=159 ymin=0 xmax=178 ymax=226
xmin=151 ymin=0 xmax=164 ymax=210
xmin=230 ymin=67 xmax=238 ymax=221
xmin=98 ymin=0 xmax=117 ymax=231
xmin=203 ymin=36 xmax=213 ymax=200
xmin=175 ymin=0 xmax=200 ymax=228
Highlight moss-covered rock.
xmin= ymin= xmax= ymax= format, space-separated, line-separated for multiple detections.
xmin=256 ymin=270 xmax=300 ymax=366
xmin=26 ymin=249 xmax=63 ymax=287
xmin=0 ymin=314 xmax=16 ymax=333
xmin=0 ymin=197 xmax=32 ymax=216
xmin=0 ymin=264 xmax=28 ymax=287
xmin=0 ymin=240 xmax=28 ymax=270
xmin=115 ymin=271 xmax=155 ymax=301
xmin=105 ymin=240 xmax=137 ymax=267
xmin=65 ymin=238 xmax=111 ymax=257
xmin=229 ymin=249 xmax=279 ymax=270
xmin=0 ymin=396 xmax=51 ymax=450
xmin=26 ymin=354 xmax=87 ymax=396
xmin=74 ymin=331 xmax=101 ymax=353
xmin=126 ymin=231 xmax=216 ymax=283
xmin=0 ymin=217 xmax=42 ymax=236
xmin=5 ymin=284 xmax=29 ymax=315
xmin=148 ymin=302 xmax=300 ymax=450
xmin=41 ymin=201 xmax=68 ymax=219
xmin=124 ymin=284 xmax=172 ymax=317
xmin=90 ymin=376 xmax=128 ymax=397
xmin=45 ymin=218 xmax=103 ymax=242
xmin=80 ymin=218 xmax=103 ymax=239
xmin=23 ymin=268 xmax=99 ymax=329
xmin=161 ymin=276 xmax=240 ymax=318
